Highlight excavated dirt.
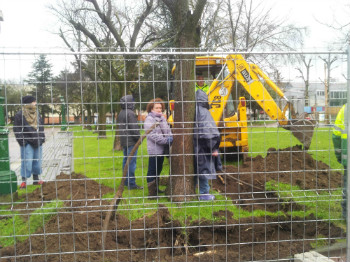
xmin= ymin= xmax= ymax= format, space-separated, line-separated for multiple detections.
xmin=1 ymin=146 xmax=345 ymax=262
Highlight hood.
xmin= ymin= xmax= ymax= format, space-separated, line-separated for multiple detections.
xmin=120 ymin=95 xmax=135 ymax=110
xmin=195 ymin=89 xmax=209 ymax=109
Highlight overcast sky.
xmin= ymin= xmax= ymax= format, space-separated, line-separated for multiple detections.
xmin=0 ymin=0 xmax=349 ymax=80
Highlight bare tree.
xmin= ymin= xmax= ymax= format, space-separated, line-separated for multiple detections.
xmin=50 ymin=0 xmax=173 ymax=140
xmin=201 ymin=0 xmax=305 ymax=52
xmin=295 ymin=56 xmax=313 ymax=106
xmin=319 ymin=54 xmax=338 ymax=124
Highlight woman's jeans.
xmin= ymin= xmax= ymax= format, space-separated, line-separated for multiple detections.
xmin=20 ymin=144 xmax=43 ymax=179
xmin=195 ymin=175 xmax=210 ymax=194
xmin=147 ymin=156 xmax=164 ymax=183
xmin=122 ymin=146 xmax=138 ymax=187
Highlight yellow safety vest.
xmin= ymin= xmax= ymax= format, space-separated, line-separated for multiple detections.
xmin=333 ymin=104 xmax=347 ymax=139
xmin=195 ymin=83 xmax=209 ymax=93
xmin=333 ymin=104 xmax=348 ymax=166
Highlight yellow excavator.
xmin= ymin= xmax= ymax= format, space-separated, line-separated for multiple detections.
xmin=169 ymin=54 xmax=315 ymax=154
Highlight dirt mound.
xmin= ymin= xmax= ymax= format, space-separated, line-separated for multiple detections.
xmin=2 ymin=147 xmax=345 ymax=261
xmin=214 ymin=145 xmax=342 ymax=212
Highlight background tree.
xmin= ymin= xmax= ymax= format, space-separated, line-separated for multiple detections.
xmin=296 ymin=55 xmax=313 ymax=107
xmin=201 ymin=0 xmax=305 ymax=52
xmin=319 ymin=54 xmax=338 ymax=124
xmin=26 ymin=54 xmax=54 ymax=123
xmin=2 ymin=82 xmax=22 ymax=123
xmin=51 ymin=0 xmax=174 ymax=140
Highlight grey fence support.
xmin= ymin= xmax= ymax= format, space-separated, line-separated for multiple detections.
xmin=347 ymin=45 xmax=350 ymax=262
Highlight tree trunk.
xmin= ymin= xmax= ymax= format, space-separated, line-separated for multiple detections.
xmin=167 ymin=54 xmax=196 ymax=202
xmin=165 ymin=0 xmax=206 ymax=201
xmin=97 ymin=103 xmax=107 ymax=138
xmin=113 ymin=129 xmax=122 ymax=151
xmin=113 ymin=110 xmax=122 ymax=151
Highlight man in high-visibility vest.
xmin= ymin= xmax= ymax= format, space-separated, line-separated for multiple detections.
xmin=195 ymin=75 xmax=209 ymax=93
xmin=332 ymin=103 xmax=348 ymax=220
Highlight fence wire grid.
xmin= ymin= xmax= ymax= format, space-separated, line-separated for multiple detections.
xmin=0 ymin=50 xmax=349 ymax=262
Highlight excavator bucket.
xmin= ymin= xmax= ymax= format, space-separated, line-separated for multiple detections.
xmin=284 ymin=115 xmax=316 ymax=150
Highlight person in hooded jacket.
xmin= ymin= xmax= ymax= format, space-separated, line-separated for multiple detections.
xmin=117 ymin=95 xmax=143 ymax=190
xmin=332 ymin=103 xmax=348 ymax=220
xmin=144 ymin=98 xmax=173 ymax=198
xmin=194 ymin=89 xmax=221 ymax=201
xmin=14 ymin=95 xmax=45 ymax=189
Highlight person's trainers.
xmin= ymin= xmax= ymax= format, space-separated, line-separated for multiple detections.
xmin=128 ymin=185 xmax=143 ymax=190
xmin=199 ymin=194 xmax=215 ymax=201
xmin=20 ymin=182 xmax=26 ymax=189
xmin=33 ymin=180 xmax=44 ymax=185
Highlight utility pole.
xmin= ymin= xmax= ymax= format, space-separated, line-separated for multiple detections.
xmin=324 ymin=63 xmax=329 ymax=124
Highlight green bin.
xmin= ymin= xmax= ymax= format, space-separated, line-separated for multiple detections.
xmin=0 ymin=170 xmax=17 ymax=195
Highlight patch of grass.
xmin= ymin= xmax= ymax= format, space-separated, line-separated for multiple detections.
xmin=17 ymin=185 xmax=41 ymax=197
xmin=265 ymin=180 xmax=343 ymax=225
xmin=73 ymin=127 xmax=170 ymax=190
xmin=75 ymin=125 xmax=342 ymax=224
xmin=248 ymin=127 xmax=343 ymax=171
xmin=103 ymin=190 xmax=285 ymax=225
xmin=0 ymin=200 xmax=63 ymax=247
xmin=310 ymin=234 xmax=330 ymax=249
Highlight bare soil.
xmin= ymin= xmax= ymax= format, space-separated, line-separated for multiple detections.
xmin=2 ymin=146 xmax=345 ymax=262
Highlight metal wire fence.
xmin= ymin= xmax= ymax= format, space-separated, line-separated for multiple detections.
xmin=0 ymin=49 xmax=349 ymax=261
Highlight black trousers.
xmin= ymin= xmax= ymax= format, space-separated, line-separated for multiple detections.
xmin=147 ymin=156 xmax=164 ymax=183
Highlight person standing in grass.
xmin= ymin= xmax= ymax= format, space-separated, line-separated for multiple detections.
xmin=117 ymin=95 xmax=143 ymax=190
xmin=14 ymin=95 xmax=45 ymax=189
xmin=144 ymin=98 xmax=173 ymax=198
xmin=194 ymin=89 xmax=221 ymax=201
xmin=332 ymin=103 xmax=348 ymax=220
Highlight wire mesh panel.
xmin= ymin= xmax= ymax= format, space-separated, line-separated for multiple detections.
xmin=0 ymin=50 xmax=348 ymax=261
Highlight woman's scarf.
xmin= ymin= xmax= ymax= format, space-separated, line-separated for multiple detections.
xmin=23 ymin=104 xmax=38 ymax=129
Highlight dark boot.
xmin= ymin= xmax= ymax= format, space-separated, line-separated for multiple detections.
xmin=147 ymin=180 xmax=158 ymax=199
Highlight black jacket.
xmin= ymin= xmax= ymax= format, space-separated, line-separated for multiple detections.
xmin=13 ymin=110 xmax=45 ymax=147
xmin=117 ymin=95 xmax=140 ymax=147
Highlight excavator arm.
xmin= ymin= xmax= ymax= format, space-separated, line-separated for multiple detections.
xmin=206 ymin=54 xmax=315 ymax=150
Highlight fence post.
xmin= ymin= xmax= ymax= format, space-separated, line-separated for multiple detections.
xmin=0 ymin=87 xmax=17 ymax=197
xmin=346 ymin=45 xmax=350 ymax=262
xmin=60 ymin=95 xmax=67 ymax=131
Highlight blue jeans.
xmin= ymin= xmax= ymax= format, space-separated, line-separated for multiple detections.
xmin=195 ymin=176 xmax=210 ymax=194
xmin=20 ymin=144 xmax=43 ymax=179
xmin=146 ymin=156 xmax=164 ymax=183
xmin=122 ymin=146 xmax=138 ymax=187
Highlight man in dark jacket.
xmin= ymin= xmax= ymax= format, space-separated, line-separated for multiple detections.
xmin=194 ymin=89 xmax=221 ymax=201
xmin=14 ymin=95 xmax=45 ymax=189
xmin=117 ymin=95 xmax=143 ymax=190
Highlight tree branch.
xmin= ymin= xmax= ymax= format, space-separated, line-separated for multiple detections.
xmin=87 ymin=0 xmax=126 ymax=48
xmin=130 ymin=0 xmax=154 ymax=49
